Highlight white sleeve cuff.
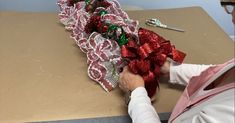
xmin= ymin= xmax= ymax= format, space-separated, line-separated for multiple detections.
xmin=128 ymin=87 xmax=161 ymax=123
xmin=131 ymin=87 xmax=149 ymax=99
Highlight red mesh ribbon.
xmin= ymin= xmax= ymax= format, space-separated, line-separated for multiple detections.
xmin=121 ymin=28 xmax=186 ymax=97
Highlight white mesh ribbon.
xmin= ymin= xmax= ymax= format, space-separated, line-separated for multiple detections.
xmin=57 ymin=0 xmax=138 ymax=91
xmin=58 ymin=0 xmax=86 ymax=30
xmin=87 ymin=32 xmax=123 ymax=91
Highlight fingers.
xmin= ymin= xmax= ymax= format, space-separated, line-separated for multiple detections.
xmin=123 ymin=66 xmax=129 ymax=72
xmin=119 ymin=66 xmax=129 ymax=92
xmin=119 ymin=70 xmax=125 ymax=90
xmin=119 ymin=84 xmax=125 ymax=91
xmin=119 ymin=80 xmax=128 ymax=92
xmin=160 ymin=60 xmax=170 ymax=74
xmin=119 ymin=66 xmax=129 ymax=83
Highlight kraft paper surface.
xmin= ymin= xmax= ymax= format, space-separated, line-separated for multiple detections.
xmin=0 ymin=7 xmax=234 ymax=122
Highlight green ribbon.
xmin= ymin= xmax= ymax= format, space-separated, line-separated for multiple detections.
xmin=99 ymin=10 xmax=108 ymax=15
xmin=117 ymin=30 xmax=128 ymax=46
xmin=107 ymin=24 xmax=118 ymax=32
xmin=85 ymin=0 xmax=90 ymax=5
xmin=104 ymin=24 xmax=129 ymax=46
xmin=104 ymin=24 xmax=116 ymax=38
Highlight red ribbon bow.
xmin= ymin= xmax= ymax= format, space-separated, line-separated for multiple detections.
xmin=121 ymin=28 xmax=186 ymax=97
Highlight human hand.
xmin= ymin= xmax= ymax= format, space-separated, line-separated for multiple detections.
xmin=119 ymin=66 xmax=145 ymax=92
xmin=160 ymin=59 xmax=170 ymax=77
xmin=119 ymin=59 xmax=170 ymax=92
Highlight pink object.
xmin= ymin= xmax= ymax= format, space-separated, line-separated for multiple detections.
xmin=169 ymin=59 xmax=235 ymax=123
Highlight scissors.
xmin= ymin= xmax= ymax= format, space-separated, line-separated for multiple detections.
xmin=146 ymin=18 xmax=185 ymax=32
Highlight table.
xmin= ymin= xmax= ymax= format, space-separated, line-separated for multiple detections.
xmin=0 ymin=7 xmax=234 ymax=123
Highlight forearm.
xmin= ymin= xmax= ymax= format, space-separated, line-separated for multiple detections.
xmin=128 ymin=87 xmax=161 ymax=123
xmin=169 ymin=62 xmax=213 ymax=85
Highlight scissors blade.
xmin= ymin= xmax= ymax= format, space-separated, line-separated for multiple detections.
xmin=145 ymin=19 xmax=185 ymax=32
xmin=165 ymin=26 xmax=185 ymax=32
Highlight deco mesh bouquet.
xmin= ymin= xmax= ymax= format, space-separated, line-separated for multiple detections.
xmin=57 ymin=0 xmax=186 ymax=98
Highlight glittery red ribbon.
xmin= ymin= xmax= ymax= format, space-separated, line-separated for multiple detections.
xmin=121 ymin=28 xmax=186 ymax=97
xmin=58 ymin=0 xmax=186 ymax=95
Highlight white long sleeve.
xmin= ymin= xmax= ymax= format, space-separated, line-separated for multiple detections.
xmin=128 ymin=63 xmax=234 ymax=123
xmin=129 ymin=87 xmax=235 ymax=123
xmin=128 ymin=63 xmax=213 ymax=123
xmin=169 ymin=62 xmax=213 ymax=85
xmin=128 ymin=87 xmax=161 ymax=123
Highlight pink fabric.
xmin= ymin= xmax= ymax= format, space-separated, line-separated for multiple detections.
xmin=169 ymin=59 xmax=235 ymax=123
